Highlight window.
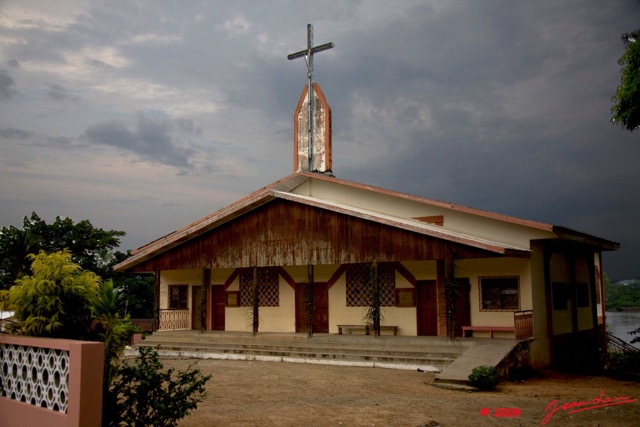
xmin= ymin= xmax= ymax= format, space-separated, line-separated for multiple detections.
xmin=346 ymin=263 xmax=395 ymax=307
xmin=552 ymin=282 xmax=568 ymax=310
xmin=239 ymin=267 xmax=280 ymax=307
xmin=168 ymin=285 xmax=188 ymax=310
xmin=226 ymin=291 xmax=240 ymax=307
xmin=394 ymin=289 xmax=415 ymax=307
xmin=576 ymin=283 xmax=590 ymax=307
xmin=480 ymin=277 xmax=520 ymax=311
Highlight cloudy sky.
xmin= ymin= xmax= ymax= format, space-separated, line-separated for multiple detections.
xmin=1 ymin=1 xmax=639 ymax=279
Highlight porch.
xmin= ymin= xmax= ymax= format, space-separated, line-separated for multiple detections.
xmin=156 ymin=308 xmax=534 ymax=341
xmin=127 ymin=330 xmax=530 ymax=388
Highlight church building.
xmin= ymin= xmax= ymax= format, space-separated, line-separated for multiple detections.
xmin=114 ymin=29 xmax=619 ymax=370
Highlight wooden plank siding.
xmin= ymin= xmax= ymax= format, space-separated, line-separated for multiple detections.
xmin=130 ymin=199 xmax=512 ymax=272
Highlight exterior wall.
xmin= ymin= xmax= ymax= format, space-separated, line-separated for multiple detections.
xmin=575 ymin=256 xmax=594 ymax=331
xmin=594 ymin=252 xmax=604 ymax=323
xmin=223 ymin=272 xmax=244 ymax=331
xmin=529 ymin=241 xmax=551 ymax=368
xmin=160 ymin=269 xmax=202 ymax=330
xmin=546 ymin=247 xmax=602 ymax=370
xmin=295 ymin=179 xmax=554 ymax=249
xmin=224 ymin=271 xmax=297 ymax=333
xmin=0 ymin=335 xmax=104 ymax=427
xmin=549 ymin=252 xmax=572 ymax=335
xmin=458 ymin=257 xmax=532 ymax=337
xmin=156 ymin=258 xmax=537 ymax=338
xmin=160 ymin=269 xmax=202 ymax=310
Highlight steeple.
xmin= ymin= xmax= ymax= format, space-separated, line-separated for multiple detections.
xmin=293 ymin=83 xmax=332 ymax=173
xmin=288 ymin=24 xmax=334 ymax=174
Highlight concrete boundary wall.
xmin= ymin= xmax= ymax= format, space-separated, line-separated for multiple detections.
xmin=0 ymin=334 xmax=104 ymax=427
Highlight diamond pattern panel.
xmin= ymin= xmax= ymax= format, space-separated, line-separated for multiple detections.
xmin=0 ymin=344 xmax=69 ymax=413
xmin=346 ymin=263 xmax=369 ymax=307
xmin=239 ymin=267 xmax=280 ymax=307
xmin=346 ymin=263 xmax=396 ymax=307
xmin=378 ymin=262 xmax=396 ymax=307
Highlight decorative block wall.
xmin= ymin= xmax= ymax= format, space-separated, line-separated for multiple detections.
xmin=0 ymin=335 xmax=104 ymax=427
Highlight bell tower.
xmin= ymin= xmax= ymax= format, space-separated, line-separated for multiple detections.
xmin=288 ymin=24 xmax=334 ymax=174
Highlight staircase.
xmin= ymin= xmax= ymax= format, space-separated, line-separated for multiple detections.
xmin=128 ymin=331 xmax=473 ymax=372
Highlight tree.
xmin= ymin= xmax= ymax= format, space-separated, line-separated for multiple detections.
xmin=0 ymin=226 xmax=40 ymax=289
xmin=9 ymin=249 xmax=100 ymax=339
xmin=0 ymin=212 xmax=126 ymax=289
xmin=611 ymin=30 xmax=640 ymax=131
xmin=114 ymin=274 xmax=156 ymax=318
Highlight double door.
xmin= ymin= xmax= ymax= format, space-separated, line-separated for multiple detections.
xmin=295 ymin=282 xmax=328 ymax=333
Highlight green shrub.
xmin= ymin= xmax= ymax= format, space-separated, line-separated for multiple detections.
xmin=104 ymin=347 xmax=211 ymax=427
xmin=468 ymin=365 xmax=499 ymax=390
xmin=607 ymin=350 xmax=640 ymax=373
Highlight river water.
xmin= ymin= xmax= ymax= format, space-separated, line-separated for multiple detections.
xmin=606 ymin=311 xmax=640 ymax=347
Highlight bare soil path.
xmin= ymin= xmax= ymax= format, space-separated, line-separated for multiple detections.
xmin=164 ymin=358 xmax=640 ymax=427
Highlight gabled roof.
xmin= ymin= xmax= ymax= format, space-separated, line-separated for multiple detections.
xmin=114 ymin=172 xmax=619 ymax=272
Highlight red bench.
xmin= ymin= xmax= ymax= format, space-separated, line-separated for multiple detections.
xmin=462 ymin=325 xmax=515 ymax=338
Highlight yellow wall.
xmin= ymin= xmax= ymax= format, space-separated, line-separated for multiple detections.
xmin=158 ymin=256 xmax=548 ymax=341
xmin=159 ymin=269 xmax=202 ymax=310
xmin=458 ymin=258 xmax=532 ymax=331
xmin=224 ymin=270 xmax=297 ymax=332
xmin=549 ymin=253 xmax=572 ymax=335
xmin=575 ymin=256 xmax=594 ymax=331
xmin=595 ymin=252 xmax=604 ymax=319
xmin=159 ymin=269 xmax=204 ymax=330
xmin=296 ymin=178 xmax=554 ymax=249
xmin=529 ymin=241 xmax=551 ymax=367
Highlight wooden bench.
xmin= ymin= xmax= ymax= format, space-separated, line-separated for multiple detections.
xmin=461 ymin=326 xmax=515 ymax=338
xmin=338 ymin=324 xmax=399 ymax=336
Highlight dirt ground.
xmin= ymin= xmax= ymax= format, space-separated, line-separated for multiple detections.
xmin=163 ymin=358 xmax=640 ymax=427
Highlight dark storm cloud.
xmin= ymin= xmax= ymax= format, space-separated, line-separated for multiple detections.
xmin=83 ymin=112 xmax=196 ymax=169
xmin=0 ymin=69 xmax=17 ymax=100
xmin=2 ymin=1 xmax=639 ymax=279
xmin=48 ymin=84 xmax=70 ymax=102
xmin=0 ymin=128 xmax=33 ymax=140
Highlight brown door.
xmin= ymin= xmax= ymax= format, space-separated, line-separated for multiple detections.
xmin=416 ymin=280 xmax=437 ymax=336
xmin=453 ymin=279 xmax=471 ymax=337
xmin=211 ymin=285 xmax=225 ymax=331
xmin=191 ymin=286 xmax=204 ymax=331
xmin=295 ymin=282 xmax=329 ymax=333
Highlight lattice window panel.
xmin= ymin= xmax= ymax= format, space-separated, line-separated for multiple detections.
xmin=346 ymin=263 xmax=395 ymax=307
xmin=378 ymin=262 xmax=396 ymax=307
xmin=168 ymin=284 xmax=188 ymax=309
xmin=239 ymin=267 xmax=279 ymax=307
xmin=0 ymin=344 xmax=69 ymax=413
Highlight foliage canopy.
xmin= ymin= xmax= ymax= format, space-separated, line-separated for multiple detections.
xmin=0 ymin=212 xmax=125 ymax=289
xmin=611 ymin=30 xmax=640 ymax=132
xmin=9 ymin=249 xmax=100 ymax=339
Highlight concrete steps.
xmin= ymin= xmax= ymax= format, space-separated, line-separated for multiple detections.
xmin=130 ymin=331 xmax=473 ymax=372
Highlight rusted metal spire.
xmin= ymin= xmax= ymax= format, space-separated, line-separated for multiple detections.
xmin=288 ymin=24 xmax=334 ymax=172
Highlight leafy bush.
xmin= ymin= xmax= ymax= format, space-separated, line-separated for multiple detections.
xmin=8 ymin=250 xmax=100 ymax=339
xmin=468 ymin=365 xmax=499 ymax=390
xmin=104 ymin=347 xmax=211 ymax=427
